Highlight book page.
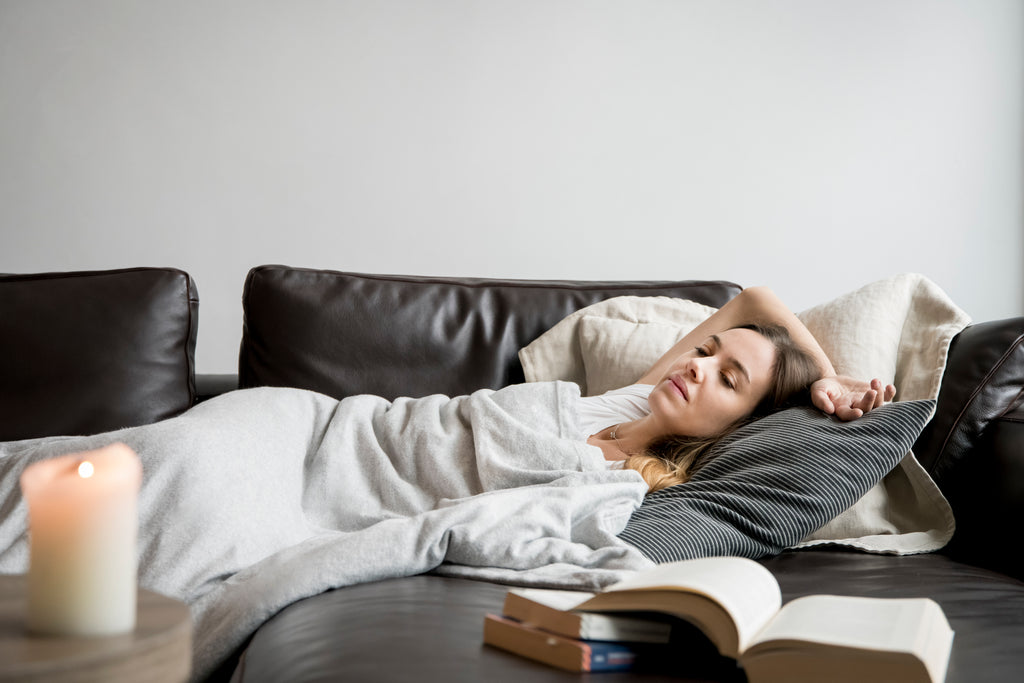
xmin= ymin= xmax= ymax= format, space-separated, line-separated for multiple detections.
xmin=747 ymin=595 xmax=952 ymax=656
xmin=591 ymin=557 xmax=782 ymax=652
xmin=509 ymin=588 xmax=596 ymax=611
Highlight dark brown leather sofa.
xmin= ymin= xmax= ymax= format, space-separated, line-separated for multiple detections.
xmin=3 ymin=265 xmax=1023 ymax=683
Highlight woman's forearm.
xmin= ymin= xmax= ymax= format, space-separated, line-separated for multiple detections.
xmin=637 ymin=286 xmax=835 ymax=385
xmin=732 ymin=287 xmax=836 ymax=379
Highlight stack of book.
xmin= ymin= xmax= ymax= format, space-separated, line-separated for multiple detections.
xmin=482 ymin=557 xmax=955 ymax=682
xmin=483 ymin=587 xmax=674 ymax=673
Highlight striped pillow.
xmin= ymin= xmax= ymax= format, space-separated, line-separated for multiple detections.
xmin=618 ymin=400 xmax=936 ymax=562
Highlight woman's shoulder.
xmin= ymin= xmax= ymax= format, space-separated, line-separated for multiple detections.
xmin=577 ymin=384 xmax=653 ymax=436
xmin=594 ymin=383 xmax=654 ymax=399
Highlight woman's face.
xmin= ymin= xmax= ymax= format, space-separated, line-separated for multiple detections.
xmin=648 ymin=328 xmax=776 ymax=437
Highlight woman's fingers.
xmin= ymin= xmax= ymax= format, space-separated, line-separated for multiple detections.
xmin=870 ymin=379 xmax=885 ymax=409
xmin=865 ymin=379 xmax=897 ymax=411
xmin=860 ymin=388 xmax=879 ymax=413
xmin=812 ymin=392 xmax=835 ymax=414
xmin=810 ymin=380 xmax=838 ymax=414
xmin=815 ymin=377 xmax=897 ymax=420
xmin=835 ymin=404 xmax=864 ymax=421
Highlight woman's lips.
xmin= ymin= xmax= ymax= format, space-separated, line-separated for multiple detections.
xmin=669 ymin=375 xmax=689 ymax=401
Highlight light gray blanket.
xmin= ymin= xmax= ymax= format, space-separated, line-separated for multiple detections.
xmin=0 ymin=382 xmax=653 ymax=680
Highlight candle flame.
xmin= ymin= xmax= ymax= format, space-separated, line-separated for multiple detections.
xmin=78 ymin=461 xmax=95 ymax=479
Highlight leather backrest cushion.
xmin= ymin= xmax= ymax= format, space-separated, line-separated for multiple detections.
xmin=238 ymin=265 xmax=741 ymax=400
xmin=0 ymin=268 xmax=199 ymax=440
xmin=914 ymin=316 xmax=1024 ymax=486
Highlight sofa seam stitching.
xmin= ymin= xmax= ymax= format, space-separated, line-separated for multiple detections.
xmin=934 ymin=331 xmax=1024 ymax=460
xmin=251 ymin=265 xmax=742 ymax=293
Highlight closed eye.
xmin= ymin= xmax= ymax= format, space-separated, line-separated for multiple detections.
xmin=698 ymin=338 xmax=743 ymax=390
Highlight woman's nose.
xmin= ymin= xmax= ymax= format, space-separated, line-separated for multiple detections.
xmin=687 ymin=357 xmax=706 ymax=382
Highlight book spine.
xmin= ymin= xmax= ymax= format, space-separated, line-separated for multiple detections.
xmin=583 ymin=643 xmax=638 ymax=672
xmin=483 ymin=614 xmax=643 ymax=673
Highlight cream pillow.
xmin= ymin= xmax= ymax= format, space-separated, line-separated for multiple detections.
xmin=579 ymin=317 xmax=687 ymax=395
xmin=518 ymin=296 xmax=717 ymax=395
xmin=795 ymin=273 xmax=971 ymax=403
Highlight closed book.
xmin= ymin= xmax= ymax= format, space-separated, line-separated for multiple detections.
xmin=502 ymin=588 xmax=672 ymax=643
xmin=483 ymin=614 xmax=646 ymax=672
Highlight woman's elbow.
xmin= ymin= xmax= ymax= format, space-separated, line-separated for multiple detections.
xmin=735 ymin=286 xmax=781 ymax=316
xmin=739 ymin=285 xmax=776 ymax=300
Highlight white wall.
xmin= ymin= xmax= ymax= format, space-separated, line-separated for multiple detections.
xmin=1 ymin=0 xmax=1021 ymax=374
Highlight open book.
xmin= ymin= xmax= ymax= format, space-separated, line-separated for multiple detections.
xmin=501 ymin=557 xmax=954 ymax=683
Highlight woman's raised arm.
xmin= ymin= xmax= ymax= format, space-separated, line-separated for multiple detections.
xmin=635 ymin=287 xmax=894 ymax=420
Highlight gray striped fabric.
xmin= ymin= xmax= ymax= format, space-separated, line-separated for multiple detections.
xmin=618 ymin=400 xmax=936 ymax=562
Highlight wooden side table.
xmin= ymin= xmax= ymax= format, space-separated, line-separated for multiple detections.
xmin=0 ymin=574 xmax=191 ymax=682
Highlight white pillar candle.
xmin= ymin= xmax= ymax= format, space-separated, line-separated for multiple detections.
xmin=20 ymin=442 xmax=142 ymax=636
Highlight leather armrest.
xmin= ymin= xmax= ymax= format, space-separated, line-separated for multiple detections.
xmin=914 ymin=316 xmax=1024 ymax=480
xmin=912 ymin=316 xmax=1024 ymax=577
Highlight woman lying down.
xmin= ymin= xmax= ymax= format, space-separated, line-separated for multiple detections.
xmin=0 ymin=286 xmax=901 ymax=680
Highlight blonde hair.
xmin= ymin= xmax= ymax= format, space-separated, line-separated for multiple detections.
xmin=625 ymin=322 xmax=820 ymax=493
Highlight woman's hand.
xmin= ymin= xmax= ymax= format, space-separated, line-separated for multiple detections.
xmin=811 ymin=376 xmax=896 ymax=421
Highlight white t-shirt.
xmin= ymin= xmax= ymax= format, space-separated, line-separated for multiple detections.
xmin=577 ymin=384 xmax=654 ymax=437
